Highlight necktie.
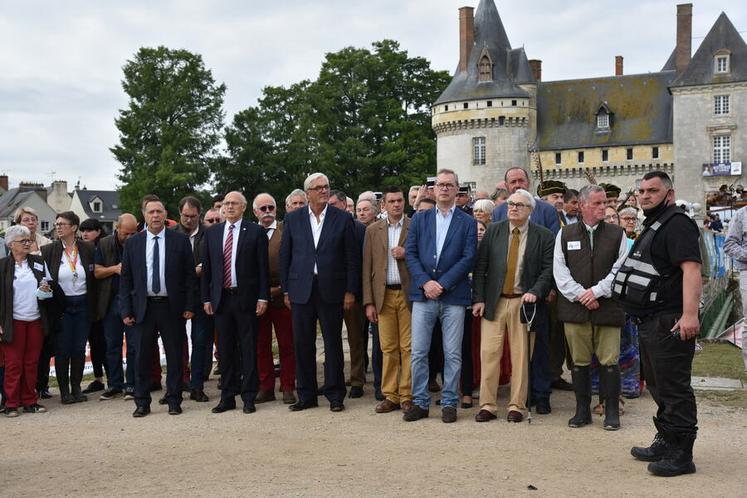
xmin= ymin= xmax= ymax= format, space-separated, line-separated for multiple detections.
xmin=588 ymin=227 xmax=594 ymax=250
xmin=152 ymin=235 xmax=161 ymax=294
xmin=502 ymin=227 xmax=520 ymax=294
xmin=223 ymin=224 xmax=235 ymax=288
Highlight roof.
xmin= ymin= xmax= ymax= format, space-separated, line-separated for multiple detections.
xmin=671 ymin=12 xmax=747 ymax=87
xmin=662 ymin=48 xmax=676 ymax=71
xmin=75 ymin=189 xmax=121 ymax=221
xmin=537 ymin=71 xmax=675 ymax=150
xmin=0 ymin=189 xmax=51 ymax=218
xmin=434 ymin=0 xmax=532 ymax=105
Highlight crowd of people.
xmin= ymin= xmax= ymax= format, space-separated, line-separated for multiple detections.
xmin=0 ymin=167 xmax=702 ymax=477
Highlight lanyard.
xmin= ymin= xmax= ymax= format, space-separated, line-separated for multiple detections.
xmin=63 ymin=243 xmax=79 ymax=282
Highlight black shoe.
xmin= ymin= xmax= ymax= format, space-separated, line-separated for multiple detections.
xmin=428 ymin=379 xmax=440 ymax=392
xmin=535 ymin=398 xmax=551 ymax=415
xmin=551 ymin=378 xmax=575 ymax=391
xmin=99 ymin=388 xmax=123 ymax=401
xmin=568 ymin=366 xmax=592 ymax=428
xmin=601 ymin=365 xmax=621 ymax=431
xmin=82 ymin=379 xmax=106 ymax=394
xmin=374 ymin=389 xmax=385 ymax=401
xmin=632 ymin=418 xmax=669 ymax=462
xmin=442 ymin=406 xmax=457 ymax=423
xmin=243 ymin=404 xmax=256 ymax=414
xmin=149 ymin=382 xmax=162 ymax=392
xmin=349 ymin=386 xmax=364 ymax=398
xmin=330 ymin=401 xmax=345 ymax=412
xmin=158 ymin=396 xmax=168 ymax=405
xmin=39 ymin=388 xmax=53 ymax=399
xmin=211 ymin=401 xmax=236 ymax=413
xmin=190 ymin=389 xmax=209 ymax=402
xmin=403 ymin=404 xmax=429 ymax=422
xmin=22 ymin=403 xmax=47 ymax=413
xmin=168 ymin=404 xmax=182 ymax=415
xmin=289 ymin=400 xmax=319 ymax=411
xmin=61 ymin=394 xmax=76 ymax=405
xmin=647 ymin=433 xmax=696 ymax=477
xmin=132 ymin=406 xmax=150 ymax=418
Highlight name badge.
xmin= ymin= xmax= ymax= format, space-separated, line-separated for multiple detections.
xmin=567 ymin=241 xmax=582 ymax=251
xmin=33 ymin=262 xmax=44 ymax=272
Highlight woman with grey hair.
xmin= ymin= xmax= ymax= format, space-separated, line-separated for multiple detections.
xmin=473 ymin=199 xmax=495 ymax=225
xmin=0 ymin=225 xmax=54 ymax=417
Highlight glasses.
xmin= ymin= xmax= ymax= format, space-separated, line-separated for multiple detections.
xmin=14 ymin=239 xmax=32 ymax=245
xmin=435 ymin=183 xmax=455 ymax=190
xmin=258 ymin=205 xmax=276 ymax=212
xmin=308 ymin=185 xmax=330 ymax=193
xmin=506 ymin=201 xmax=529 ymax=209
xmin=204 ymin=218 xmax=221 ymax=223
xmin=621 ymin=216 xmax=637 ymax=222
xmin=54 ymin=222 xmax=72 ymax=228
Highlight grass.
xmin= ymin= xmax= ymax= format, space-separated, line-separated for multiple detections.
xmin=692 ymin=342 xmax=747 ymax=409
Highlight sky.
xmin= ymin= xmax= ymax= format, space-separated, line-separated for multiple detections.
xmin=1 ymin=0 xmax=744 ymax=191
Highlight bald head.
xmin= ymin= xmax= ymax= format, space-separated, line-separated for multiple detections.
xmin=116 ymin=213 xmax=138 ymax=243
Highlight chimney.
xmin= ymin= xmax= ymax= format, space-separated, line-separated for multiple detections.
xmin=458 ymin=6 xmax=475 ymax=72
xmin=0 ymin=175 xmax=7 ymax=192
xmin=615 ymin=55 xmax=624 ymax=76
xmin=676 ymin=3 xmax=693 ymax=75
xmin=529 ymin=59 xmax=542 ymax=81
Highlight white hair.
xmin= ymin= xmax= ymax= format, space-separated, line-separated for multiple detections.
xmin=225 ymin=191 xmax=248 ymax=206
xmin=512 ymin=189 xmax=536 ymax=210
xmin=6 ymin=224 xmax=31 ymax=243
xmin=473 ymin=199 xmax=495 ymax=214
xmin=252 ymin=193 xmax=276 ymax=211
xmin=285 ymin=189 xmax=307 ymax=207
xmin=303 ymin=172 xmax=329 ymax=191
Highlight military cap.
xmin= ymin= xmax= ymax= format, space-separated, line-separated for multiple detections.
xmin=537 ymin=180 xmax=567 ymax=197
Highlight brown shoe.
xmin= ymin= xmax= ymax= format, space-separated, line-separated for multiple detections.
xmin=400 ymin=400 xmax=413 ymax=413
xmin=255 ymin=390 xmax=276 ymax=404
xmin=507 ymin=410 xmax=524 ymax=423
xmin=282 ymin=390 xmax=296 ymax=404
xmin=375 ymin=399 xmax=401 ymax=413
xmin=474 ymin=409 xmax=497 ymax=422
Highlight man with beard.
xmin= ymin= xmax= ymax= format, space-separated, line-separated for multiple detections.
xmin=613 ymin=171 xmax=701 ymax=477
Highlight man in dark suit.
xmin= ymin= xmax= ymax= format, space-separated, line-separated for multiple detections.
xmin=404 ymin=169 xmax=477 ymax=423
xmin=120 ymin=198 xmax=197 ymax=417
xmin=472 ymin=189 xmax=555 ymax=423
xmin=202 ymin=191 xmax=269 ymax=414
xmin=279 ymin=172 xmax=360 ymax=412
xmin=175 ymin=196 xmax=210 ymax=402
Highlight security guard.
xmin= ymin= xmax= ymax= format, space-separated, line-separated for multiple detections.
xmin=612 ymin=171 xmax=701 ymax=477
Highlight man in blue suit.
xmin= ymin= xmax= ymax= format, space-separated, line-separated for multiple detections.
xmin=492 ymin=167 xmax=560 ymax=414
xmin=279 ymin=173 xmax=361 ymax=413
xmin=120 ymin=198 xmax=197 ymax=417
xmin=404 ymin=169 xmax=477 ymax=423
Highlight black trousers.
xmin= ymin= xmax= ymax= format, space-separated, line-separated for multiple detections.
xmin=88 ymin=320 xmax=108 ymax=379
xmin=637 ymin=311 xmax=698 ymax=435
xmin=133 ymin=299 xmax=185 ymax=408
xmin=291 ymin=279 xmax=346 ymax=404
xmin=215 ymin=291 xmax=259 ymax=405
xmin=460 ymin=313 xmax=474 ymax=396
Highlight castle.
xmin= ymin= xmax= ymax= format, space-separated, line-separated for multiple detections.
xmin=432 ymin=1 xmax=747 ymax=205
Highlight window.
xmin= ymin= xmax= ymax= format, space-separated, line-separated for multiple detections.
xmin=444 ymin=105 xmax=449 ymax=111
xmin=597 ymin=113 xmax=609 ymax=129
xmin=463 ymin=103 xmax=469 ymax=109
xmin=714 ymin=135 xmax=731 ymax=164
xmin=41 ymin=221 xmax=49 ymax=232
xmin=499 ymin=116 xmax=505 ymax=126
xmin=652 ymin=146 xmax=659 ymax=159
xmin=92 ymin=201 xmax=102 ymax=213
xmin=555 ymin=152 xmax=562 ymax=165
xmin=473 ymin=137 xmax=486 ymax=166
xmin=478 ymin=55 xmax=492 ymax=81
xmin=511 ymin=100 xmax=517 ymax=106
xmin=715 ymin=55 xmax=730 ymax=74
xmin=602 ymin=149 xmax=609 ymax=162
xmin=714 ymin=95 xmax=730 ymax=115
xmin=487 ymin=101 xmax=493 ymax=107
xmin=626 ymin=148 xmax=633 ymax=160
xmin=578 ymin=151 xmax=585 ymax=164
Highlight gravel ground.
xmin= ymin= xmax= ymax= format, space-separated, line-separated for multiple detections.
xmin=1 ymin=373 xmax=745 ymax=497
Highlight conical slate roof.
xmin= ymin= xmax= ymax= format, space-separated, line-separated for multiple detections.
xmin=434 ymin=0 xmax=533 ymax=105
xmin=671 ymin=12 xmax=747 ymax=87
xmin=661 ymin=48 xmax=676 ymax=71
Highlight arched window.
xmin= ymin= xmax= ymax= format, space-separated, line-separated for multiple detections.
xmin=479 ymin=56 xmax=492 ymax=81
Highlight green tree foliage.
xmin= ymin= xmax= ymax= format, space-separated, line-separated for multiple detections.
xmin=213 ymin=40 xmax=449 ymax=210
xmin=112 ymin=46 xmax=226 ymax=217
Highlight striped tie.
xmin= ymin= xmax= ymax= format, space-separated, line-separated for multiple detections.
xmin=223 ymin=224 xmax=235 ymax=288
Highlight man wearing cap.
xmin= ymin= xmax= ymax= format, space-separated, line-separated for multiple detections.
xmin=600 ymin=183 xmax=622 ymax=209
xmin=456 ymin=187 xmax=473 ymax=216
xmin=538 ymin=181 xmax=568 ymax=228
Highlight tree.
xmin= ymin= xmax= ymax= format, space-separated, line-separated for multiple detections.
xmin=112 ymin=46 xmax=225 ymax=217
xmin=213 ymin=40 xmax=449 ymax=207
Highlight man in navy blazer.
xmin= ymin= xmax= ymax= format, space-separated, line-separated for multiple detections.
xmin=202 ymin=191 xmax=270 ymax=414
xmin=404 ymin=169 xmax=477 ymax=423
xmin=491 ymin=166 xmax=559 ymax=414
xmin=279 ymin=172 xmax=360 ymax=412
xmin=120 ymin=198 xmax=197 ymax=417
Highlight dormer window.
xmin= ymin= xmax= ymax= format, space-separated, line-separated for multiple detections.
xmin=595 ymin=102 xmax=612 ymax=131
xmin=91 ymin=198 xmax=102 ymax=213
xmin=715 ymin=50 xmax=731 ymax=74
xmin=477 ymin=48 xmax=493 ymax=82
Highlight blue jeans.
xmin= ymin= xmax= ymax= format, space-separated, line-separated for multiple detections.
xmin=411 ymin=300 xmax=465 ymax=408
xmin=56 ymin=295 xmax=89 ymax=359
xmin=103 ymin=295 xmax=137 ymax=391
xmin=189 ymin=310 xmax=211 ymax=390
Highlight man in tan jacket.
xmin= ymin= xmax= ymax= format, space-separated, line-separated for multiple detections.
xmin=362 ymin=186 xmax=412 ymax=413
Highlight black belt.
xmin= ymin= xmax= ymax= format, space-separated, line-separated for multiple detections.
xmin=500 ymin=293 xmax=522 ymax=299
xmin=386 ymin=284 xmax=402 ymax=290
xmin=147 ymin=296 xmax=168 ymax=302
xmin=222 ymin=287 xmax=239 ymax=295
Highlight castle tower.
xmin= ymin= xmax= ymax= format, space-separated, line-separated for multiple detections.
xmin=432 ymin=0 xmax=537 ymax=191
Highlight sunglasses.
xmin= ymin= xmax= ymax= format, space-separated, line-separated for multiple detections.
xmin=204 ymin=218 xmax=221 ymax=223
xmin=258 ymin=205 xmax=276 ymax=213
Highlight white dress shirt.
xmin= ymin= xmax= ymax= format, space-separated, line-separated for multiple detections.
xmin=553 ymin=223 xmax=629 ymax=302
xmin=264 ymin=220 xmax=277 ymax=240
xmin=309 ymin=205 xmax=328 ymax=275
xmin=386 ymin=216 xmax=403 ymax=285
xmin=58 ymin=241 xmax=87 ymax=296
xmin=221 ymin=219 xmax=242 ymax=288
xmin=146 ymin=228 xmax=167 ymax=297
xmin=435 ymin=205 xmax=455 ymax=264
xmin=12 ymin=259 xmax=51 ymax=321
